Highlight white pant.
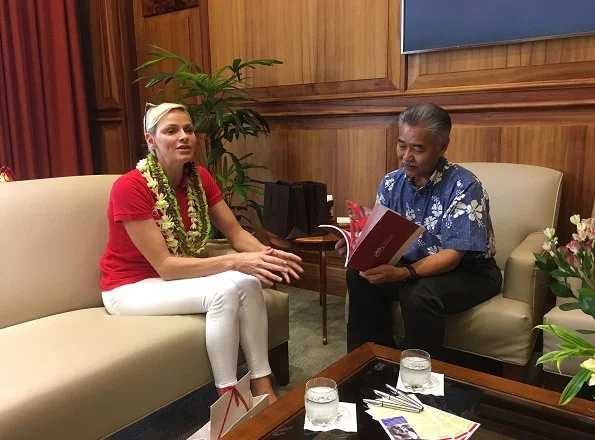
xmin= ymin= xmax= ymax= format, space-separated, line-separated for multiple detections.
xmin=101 ymin=271 xmax=271 ymax=388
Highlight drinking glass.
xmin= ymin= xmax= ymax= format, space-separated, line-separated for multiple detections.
xmin=304 ymin=377 xmax=339 ymax=425
xmin=399 ymin=349 xmax=431 ymax=389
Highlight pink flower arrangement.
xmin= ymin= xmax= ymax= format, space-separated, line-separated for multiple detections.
xmin=539 ymin=215 xmax=595 ymax=297
xmin=535 ymin=215 xmax=595 ymax=405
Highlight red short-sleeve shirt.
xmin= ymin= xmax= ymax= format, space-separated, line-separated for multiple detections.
xmin=100 ymin=166 xmax=223 ymax=291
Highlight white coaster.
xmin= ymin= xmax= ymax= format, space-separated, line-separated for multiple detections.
xmin=304 ymin=402 xmax=357 ymax=432
xmin=397 ymin=372 xmax=445 ymax=396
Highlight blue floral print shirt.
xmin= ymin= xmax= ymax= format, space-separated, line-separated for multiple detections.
xmin=376 ymin=157 xmax=496 ymax=263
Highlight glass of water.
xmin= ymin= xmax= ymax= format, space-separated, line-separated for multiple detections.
xmin=400 ymin=349 xmax=431 ymax=390
xmin=304 ymin=377 xmax=339 ymax=425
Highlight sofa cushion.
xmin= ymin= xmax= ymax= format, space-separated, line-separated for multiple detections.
xmin=0 ymin=288 xmax=288 ymax=440
xmin=0 ymin=175 xmax=120 ymax=329
xmin=392 ymin=294 xmax=535 ymax=365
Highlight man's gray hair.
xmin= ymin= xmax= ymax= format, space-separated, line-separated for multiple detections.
xmin=397 ymin=103 xmax=452 ymax=143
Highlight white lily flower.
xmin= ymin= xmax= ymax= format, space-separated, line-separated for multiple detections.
xmin=581 ymin=357 xmax=595 ymax=371
xmin=580 ymin=357 xmax=595 ymax=386
xmin=543 ymin=227 xmax=556 ymax=240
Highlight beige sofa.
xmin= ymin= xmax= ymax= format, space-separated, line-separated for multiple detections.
xmin=0 ymin=175 xmax=290 ymax=440
xmin=389 ymin=163 xmax=563 ymax=375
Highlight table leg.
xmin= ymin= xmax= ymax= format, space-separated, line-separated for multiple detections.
xmin=320 ymin=249 xmax=328 ymax=345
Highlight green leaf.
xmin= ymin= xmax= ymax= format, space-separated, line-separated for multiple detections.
xmin=536 ymin=350 xmax=566 ymax=365
xmin=549 ymin=269 xmax=575 ymax=278
xmin=135 ymin=56 xmax=169 ymax=71
xmin=578 ymin=296 xmax=595 ymax=318
xmin=577 ymin=329 xmax=595 ymax=334
xmin=549 ymin=282 xmax=574 ymax=298
xmin=559 ymin=302 xmax=581 ymax=311
xmin=578 ymin=287 xmax=595 ymax=299
xmin=535 ymin=324 xmax=594 ymax=349
xmin=583 ymin=255 xmax=592 ymax=271
xmin=559 ymin=368 xmax=591 ymax=405
xmin=545 ymin=257 xmax=557 ymax=271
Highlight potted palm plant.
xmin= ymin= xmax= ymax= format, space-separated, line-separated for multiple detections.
xmin=135 ymin=45 xmax=282 ymax=237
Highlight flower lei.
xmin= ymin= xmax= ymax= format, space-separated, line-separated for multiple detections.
xmin=136 ymin=153 xmax=211 ymax=256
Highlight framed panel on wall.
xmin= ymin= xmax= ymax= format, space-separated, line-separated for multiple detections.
xmin=401 ymin=0 xmax=595 ymax=54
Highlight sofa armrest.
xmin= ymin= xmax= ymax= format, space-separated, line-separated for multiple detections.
xmin=502 ymin=232 xmax=549 ymax=324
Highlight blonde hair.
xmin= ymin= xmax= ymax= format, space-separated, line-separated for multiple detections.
xmin=144 ymin=102 xmax=191 ymax=135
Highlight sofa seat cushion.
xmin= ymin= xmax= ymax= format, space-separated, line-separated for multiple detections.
xmin=543 ymin=307 xmax=595 ymax=376
xmin=0 ymin=289 xmax=288 ymax=440
xmin=392 ymin=294 xmax=535 ymax=366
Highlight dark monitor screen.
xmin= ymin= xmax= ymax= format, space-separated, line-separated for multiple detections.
xmin=402 ymin=0 xmax=595 ymax=54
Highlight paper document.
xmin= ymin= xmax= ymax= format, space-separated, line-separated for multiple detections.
xmin=318 ymin=203 xmax=424 ymax=271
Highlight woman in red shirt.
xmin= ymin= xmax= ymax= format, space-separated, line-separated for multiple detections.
xmin=100 ymin=103 xmax=302 ymax=402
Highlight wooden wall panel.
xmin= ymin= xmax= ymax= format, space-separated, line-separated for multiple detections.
xmin=583 ymin=126 xmax=595 ymax=217
xmin=500 ymin=125 xmax=588 ymax=240
xmin=133 ymin=1 xmax=204 ymax=121
xmin=334 ymin=129 xmax=386 ymax=211
xmin=447 ymin=127 xmax=502 ymax=163
xmin=209 ymin=0 xmax=400 ymax=97
xmin=408 ymin=35 xmax=595 ymax=92
xmin=226 ymin=116 xmax=393 ymax=218
xmin=89 ymin=0 xmax=123 ymax=109
xmin=82 ymin=0 xmax=141 ymax=174
xmin=96 ymin=123 xmax=126 ymax=174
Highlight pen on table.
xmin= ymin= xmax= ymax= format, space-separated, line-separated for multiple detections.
xmin=385 ymin=384 xmax=424 ymax=409
xmin=373 ymin=390 xmax=423 ymax=410
xmin=363 ymin=398 xmax=422 ymax=413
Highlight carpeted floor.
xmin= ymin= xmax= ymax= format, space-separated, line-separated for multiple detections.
xmin=108 ymin=287 xmax=346 ymax=440
xmin=276 ymin=285 xmax=347 ymax=396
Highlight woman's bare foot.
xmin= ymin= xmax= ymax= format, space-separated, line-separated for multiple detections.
xmin=251 ymin=376 xmax=278 ymax=404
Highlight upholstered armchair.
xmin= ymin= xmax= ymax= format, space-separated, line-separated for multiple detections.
xmin=390 ymin=163 xmax=563 ymax=378
xmin=542 ymin=197 xmax=595 ymax=379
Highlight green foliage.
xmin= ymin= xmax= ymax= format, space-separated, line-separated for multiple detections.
xmin=559 ymin=368 xmax=592 ymax=405
xmin=535 ymin=324 xmax=595 ymax=405
xmin=135 ymin=45 xmax=282 ymax=235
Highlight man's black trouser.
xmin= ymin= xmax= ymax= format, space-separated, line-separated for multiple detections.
xmin=346 ymin=258 xmax=502 ymax=357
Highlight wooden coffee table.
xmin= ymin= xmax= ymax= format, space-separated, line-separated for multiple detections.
xmin=223 ymin=343 xmax=594 ymax=439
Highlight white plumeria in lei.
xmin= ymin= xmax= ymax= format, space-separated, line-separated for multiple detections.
xmin=136 ymin=153 xmax=210 ymax=257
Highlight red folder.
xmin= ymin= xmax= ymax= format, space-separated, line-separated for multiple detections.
xmin=319 ymin=203 xmax=424 ymax=271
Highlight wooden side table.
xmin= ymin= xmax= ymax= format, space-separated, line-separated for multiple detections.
xmin=266 ymin=231 xmax=340 ymax=345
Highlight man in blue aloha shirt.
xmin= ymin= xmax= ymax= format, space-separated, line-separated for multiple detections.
xmin=337 ymin=103 xmax=502 ymax=357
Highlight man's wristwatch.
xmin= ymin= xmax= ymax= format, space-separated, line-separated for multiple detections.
xmin=404 ymin=264 xmax=418 ymax=280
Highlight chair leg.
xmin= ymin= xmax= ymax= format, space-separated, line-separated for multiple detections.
xmin=269 ymin=341 xmax=289 ymax=386
xmin=502 ymin=363 xmax=527 ymax=382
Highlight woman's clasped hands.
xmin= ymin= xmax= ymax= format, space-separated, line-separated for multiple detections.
xmin=230 ymin=248 xmax=303 ymax=286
